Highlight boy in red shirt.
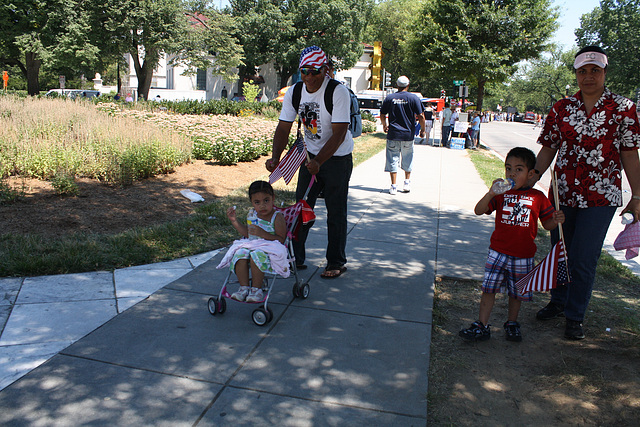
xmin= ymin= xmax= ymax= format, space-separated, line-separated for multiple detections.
xmin=460 ymin=147 xmax=565 ymax=342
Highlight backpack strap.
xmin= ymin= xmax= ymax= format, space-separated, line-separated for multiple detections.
xmin=324 ymin=79 xmax=340 ymax=115
xmin=291 ymin=81 xmax=304 ymax=112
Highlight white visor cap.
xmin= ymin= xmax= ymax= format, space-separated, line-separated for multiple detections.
xmin=574 ymin=51 xmax=608 ymax=69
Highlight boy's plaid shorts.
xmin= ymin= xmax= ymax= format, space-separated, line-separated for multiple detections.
xmin=482 ymin=248 xmax=534 ymax=301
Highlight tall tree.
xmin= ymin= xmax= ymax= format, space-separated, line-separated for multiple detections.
xmin=0 ymin=0 xmax=100 ymax=95
xmin=365 ymin=0 xmax=421 ymax=82
xmin=231 ymin=0 xmax=373 ymax=88
xmin=575 ymin=0 xmax=640 ymax=99
xmin=408 ymin=0 xmax=558 ymax=111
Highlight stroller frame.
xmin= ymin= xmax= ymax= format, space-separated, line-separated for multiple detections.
xmin=207 ymin=178 xmax=315 ymax=326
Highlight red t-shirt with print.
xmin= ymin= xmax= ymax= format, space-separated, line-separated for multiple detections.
xmin=487 ymin=187 xmax=555 ymax=258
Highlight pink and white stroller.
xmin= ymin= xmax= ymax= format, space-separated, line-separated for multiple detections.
xmin=207 ymin=194 xmax=315 ymax=326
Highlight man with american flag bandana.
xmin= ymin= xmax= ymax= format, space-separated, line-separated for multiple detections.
xmin=266 ymin=46 xmax=353 ymax=279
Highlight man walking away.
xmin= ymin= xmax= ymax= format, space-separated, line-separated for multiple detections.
xmin=380 ymin=76 xmax=425 ymax=195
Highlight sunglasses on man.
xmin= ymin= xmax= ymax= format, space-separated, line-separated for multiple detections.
xmin=300 ymin=67 xmax=324 ymax=76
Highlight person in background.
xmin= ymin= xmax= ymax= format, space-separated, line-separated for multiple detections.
xmin=441 ymin=103 xmax=452 ymax=147
xmin=469 ymin=111 xmax=481 ymax=149
xmin=532 ymin=46 xmax=640 ymax=340
xmin=380 ymin=75 xmax=425 ymax=195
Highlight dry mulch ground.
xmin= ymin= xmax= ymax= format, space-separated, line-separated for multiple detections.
xmin=428 ymin=278 xmax=640 ymax=426
xmin=1 ymin=158 xmax=271 ymax=238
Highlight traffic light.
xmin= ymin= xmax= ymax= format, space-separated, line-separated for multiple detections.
xmin=384 ymin=70 xmax=391 ymax=87
xmin=370 ymin=41 xmax=382 ymax=90
xmin=440 ymin=90 xmax=446 ymax=99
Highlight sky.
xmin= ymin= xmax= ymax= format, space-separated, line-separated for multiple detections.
xmin=552 ymin=0 xmax=602 ymax=47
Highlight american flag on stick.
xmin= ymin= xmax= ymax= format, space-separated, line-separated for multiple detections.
xmin=269 ymin=134 xmax=307 ymax=185
xmin=516 ymin=170 xmax=571 ymax=293
xmin=516 ymin=240 xmax=570 ymax=293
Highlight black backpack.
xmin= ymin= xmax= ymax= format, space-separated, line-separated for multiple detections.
xmin=292 ymin=79 xmax=362 ymax=138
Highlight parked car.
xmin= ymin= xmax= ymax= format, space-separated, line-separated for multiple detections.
xmin=45 ymin=89 xmax=100 ymax=99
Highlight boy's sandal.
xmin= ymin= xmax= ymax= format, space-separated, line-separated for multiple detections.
xmin=320 ymin=265 xmax=347 ymax=279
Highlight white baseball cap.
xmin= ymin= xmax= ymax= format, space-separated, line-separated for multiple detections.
xmin=396 ymin=76 xmax=410 ymax=87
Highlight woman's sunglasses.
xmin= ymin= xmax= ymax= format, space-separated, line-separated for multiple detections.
xmin=300 ymin=67 xmax=324 ymax=76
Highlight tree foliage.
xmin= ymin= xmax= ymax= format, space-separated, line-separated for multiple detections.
xmin=231 ymin=0 xmax=373 ymax=88
xmin=484 ymin=47 xmax=576 ymax=113
xmin=0 ymin=0 xmax=101 ymax=95
xmin=575 ymin=0 xmax=640 ymax=99
xmin=408 ymin=0 xmax=559 ymax=110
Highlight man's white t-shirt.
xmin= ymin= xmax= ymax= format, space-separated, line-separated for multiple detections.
xmin=450 ymin=110 xmax=459 ymax=126
xmin=279 ymin=78 xmax=354 ymax=157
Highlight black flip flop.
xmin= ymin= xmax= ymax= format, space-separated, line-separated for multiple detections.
xmin=320 ymin=266 xmax=347 ymax=279
xmin=296 ymin=264 xmax=308 ymax=270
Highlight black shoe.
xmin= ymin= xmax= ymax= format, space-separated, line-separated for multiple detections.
xmin=536 ymin=302 xmax=565 ymax=320
xmin=565 ymin=319 xmax=585 ymax=340
xmin=459 ymin=321 xmax=491 ymax=341
xmin=503 ymin=321 xmax=523 ymax=342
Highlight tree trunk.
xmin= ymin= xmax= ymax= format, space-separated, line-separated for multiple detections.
xmin=25 ymin=51 xmax=41 ymax=96
xmin=130 ymin=49 xmax=154 ymax=100
xmin=476 ymin=78 xmax=487 ymax=112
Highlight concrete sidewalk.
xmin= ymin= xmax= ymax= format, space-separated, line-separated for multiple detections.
xmin=0 ymin=143 xmax=494 ymax=425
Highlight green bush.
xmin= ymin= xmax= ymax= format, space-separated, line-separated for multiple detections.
xmin=157 ymin=99 xmax=282 ymax=116
xmin=51 ymin=171 xmax=79 ymax=196
xmin=362 ymin=120 xmax=377 ymax=134
xmin=361 ymin=111 xmax=375 ymax=122
xmin=0 ymin=179 xmax=24 ymax=204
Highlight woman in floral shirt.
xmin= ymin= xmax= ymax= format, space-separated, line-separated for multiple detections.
xmin=532 ymin=46 xmax=640 ymax=340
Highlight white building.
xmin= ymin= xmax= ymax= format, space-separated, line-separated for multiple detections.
xmin=114 ymin=44 xmax=376 ymax=101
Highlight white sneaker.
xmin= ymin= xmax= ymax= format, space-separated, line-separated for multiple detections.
xmin=403 ymin=180 xmax=411 ymax=193
xmin=231 ymin=286 xmax=250 ymax=301
xmin=246 ymin=288 xmax=264 ymax=303
xmin=389 ymin=184 xmax=397 ymax=195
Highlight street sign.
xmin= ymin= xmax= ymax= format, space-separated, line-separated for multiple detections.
xmin=453 ymin=80 xmax=464 ymax=86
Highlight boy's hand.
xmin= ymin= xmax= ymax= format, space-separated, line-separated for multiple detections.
xmin=487 ymin=179 xmax=502 ymax=196
xmin=553 ymin=210 xmax=565 ymax=225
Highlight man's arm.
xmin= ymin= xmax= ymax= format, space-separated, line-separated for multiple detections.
xmin=417 ymin=113 xmax=426 ymax=138
xmin=266 ymin=120 xmax=293 ymax=172
xmin=381 ymin=114 xmax=388 ymax=133
xmin=306 ymin=122 xmax=349 ymax=175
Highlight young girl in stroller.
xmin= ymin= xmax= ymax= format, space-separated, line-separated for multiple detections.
xmin=224 ymin=180 xmax=288 ymax=303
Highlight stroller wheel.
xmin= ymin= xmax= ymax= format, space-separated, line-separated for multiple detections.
xmin=207 ymin=297 xmax=218 ymax=316
xmin=292 ymin=283 xmax=300 ymax=298
xmin=299 ymin=283 xmax=310 ymax=299
xmin=252 ymin=307 xmax=270 ymax=326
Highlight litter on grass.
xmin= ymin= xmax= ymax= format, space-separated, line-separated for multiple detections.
xmin=180 ymin=189 xmax=204 ymax=203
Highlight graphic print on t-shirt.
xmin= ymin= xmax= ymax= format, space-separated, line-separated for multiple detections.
xmin=501 ymin=194 xmax=534 ymax=227
xmin=301 ymin=102 xmax=321 ymax=140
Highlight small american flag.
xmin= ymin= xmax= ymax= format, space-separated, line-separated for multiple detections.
xmin=269 ymin=135 xmax=307 ymax=185
xmin=516 ymin=240 xmax=571 ymax=293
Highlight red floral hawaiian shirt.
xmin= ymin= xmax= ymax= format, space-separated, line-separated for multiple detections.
xmin=538 ymin=88 xmax=640 ymax=208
